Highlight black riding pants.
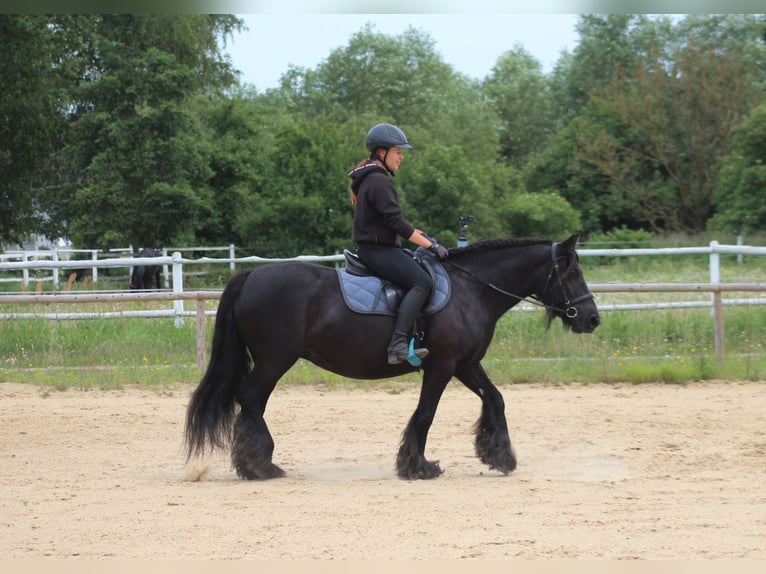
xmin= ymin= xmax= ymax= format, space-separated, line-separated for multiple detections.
xmin=355 ymin=244 xmax=433 ymax=335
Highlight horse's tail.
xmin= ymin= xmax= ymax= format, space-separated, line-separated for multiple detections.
xmin=185 ymin=270 xmax=253 ymax=460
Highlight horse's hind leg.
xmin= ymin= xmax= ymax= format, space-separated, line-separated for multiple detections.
xmin=232 ymin=355 xmax=297 ymax=480
xmin=456 ymin=363 xmax=516 ymax=474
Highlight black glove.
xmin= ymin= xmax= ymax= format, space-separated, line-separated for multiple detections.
xmin=428 ymin=241 xmax=449 ymax=261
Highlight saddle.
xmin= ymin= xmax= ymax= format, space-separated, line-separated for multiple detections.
xmin=336 ymin=248 xmax=450 ymax=316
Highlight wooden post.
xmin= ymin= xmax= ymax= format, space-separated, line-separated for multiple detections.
xmin=709 ymin=241 xmax=724 ymax=363
xmin=713 ymin=289 xmax=724 ymax=363
xmin=196 ymin=298 xmax=207 ymax=372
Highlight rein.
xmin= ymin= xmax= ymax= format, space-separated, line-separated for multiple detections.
xmin=444 ymin=242 xmax=593 ymax=318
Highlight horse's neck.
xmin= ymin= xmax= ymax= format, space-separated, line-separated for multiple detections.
xmin=453 ymin=245 xmax=549 ymax=305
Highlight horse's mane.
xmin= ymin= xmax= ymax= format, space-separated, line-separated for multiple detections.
xmin=448 ymin=237 xmax=552 ymax=259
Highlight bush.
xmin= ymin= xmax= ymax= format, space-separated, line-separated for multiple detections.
xmin=503 ymin=190 xmax=582 ymax=238
xmin=584 ymin=226 xmax=654 ymax=249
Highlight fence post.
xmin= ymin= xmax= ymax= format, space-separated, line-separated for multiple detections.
xmin=172 ymin=251 xmax=184 ymax=328
xmin=91 ymin=249 xmax=98 ymax=283
xmin=161 ymin=247 xmax=170 ymax=289
xmin=196 ymin=298 xmax=207 ymax=372
xmin=22 ymin=253 xmax=29 ymax=286
xmin=229 ymin=244 xmax=236 ymax=272
xmin=127 ymin=244 xmax=134 ymax=287
xmin=52 ymin=250 xmax=60 ymax=289
xmin=737 ymin=235 xmax=743 ymax=264
xmin=709 ymin=241 xmax=724 ymax=363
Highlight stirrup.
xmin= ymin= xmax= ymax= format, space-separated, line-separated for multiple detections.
xmin=406 ymin=338 xmax=428 ymax=366
xmin=387 ymin=337 xmax=428 ymax=366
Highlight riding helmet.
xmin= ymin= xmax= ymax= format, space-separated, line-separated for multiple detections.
xmin=365 ymin=123 xmax=413 ymax=152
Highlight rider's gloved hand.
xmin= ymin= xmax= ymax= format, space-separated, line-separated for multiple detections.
xmin=428 ymin=241 xmax=449 ymax=261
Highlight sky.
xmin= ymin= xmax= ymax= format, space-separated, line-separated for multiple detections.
xmin=224 ymin=13 xmax=582 ymax=90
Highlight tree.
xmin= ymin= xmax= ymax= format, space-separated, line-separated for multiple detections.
xmin=399 ymin=143 xmax=511 ymax=244
xmin=548 ymin=14 xmax=676 ymax=129
xmin=0 ymin=15 xmax=92 ymax=245
xmin=234 ymin=113 xmax=367 ymax=257
xmin=248 ymin=24 xmax=509 ymax=253
xmin=192 ymin=88 xmax=283 ymax=248
xmin=483 ymin=45 xmax=555 ymax=167
xmin=708 ymin=105 xmax=766 ymax=234
xmin=549 ymin=14 xmax=637 ymax=126
xmin=531 ymin=14 xmax=763 ymax=235
xmin=502 ymin=191 xmax=582 ymax=238
xmin=60 ymin=14 xmax=241 ymax=249
xmin=276 ymin=24 xmax=456 ymax=128
xmin=576 ymin=38 xmax=758 ymax=232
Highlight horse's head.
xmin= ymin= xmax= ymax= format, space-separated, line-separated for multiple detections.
xmin=540 ymin=234 xmax=600 ymax=333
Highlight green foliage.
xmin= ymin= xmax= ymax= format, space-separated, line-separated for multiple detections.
xmin=709 ymin=105 xmax=766 ymax=234
xmin=399 ymin=144 xmax=509 ymax=244
xmin=277 ymin=24 xmax=457 ymax=128
xmin=585 ymin=226 xmax=653 ymax=249
xmin=548 ymin=14 xmax=664 ymax=127
xmin=2 ymin=301 xmax=765 ymax=388
xmin=192 ymin=89 xmax=281 ymax=246
xmin=501 ymin=191 xmax=582 ymax=238
xmin=482 ymin=45 xmax=554 ymax=166
xmin=3 ymin=14 xmax=766 ymax=255
xmin=0 ymin=15 xmax=91 ymax=244
xmin=522 ymin=116 xmax=608 ymax=234
xmin=59 ymin=15 xmax=242 ymax=249
xmin=574 ymin=40 xmax=756 ymax=233
xmin=234 ymin=113 xmax=365 ymax=257
xmin=2 ymin=250 xmax=765 ymax=387
xmin=541 ymin=14 xmax=763 ymax=236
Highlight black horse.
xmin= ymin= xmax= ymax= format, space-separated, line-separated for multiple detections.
xmin=185 ymin=234 xmax=600 ymax=480
xmin=130 ymin=247 xmax=161 ymax=290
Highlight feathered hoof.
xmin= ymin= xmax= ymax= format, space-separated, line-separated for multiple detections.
xmin=234 ymin=458 xmax=286 ymax=480
xmin=396 ymin=456 xmax=444 ymax=480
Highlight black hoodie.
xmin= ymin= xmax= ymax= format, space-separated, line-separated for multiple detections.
xmin=347 ymin=161 xmax=415 ymax=247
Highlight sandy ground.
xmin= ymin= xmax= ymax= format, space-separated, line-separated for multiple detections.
xmin=0 ymin=379 xmax=764 ymax=560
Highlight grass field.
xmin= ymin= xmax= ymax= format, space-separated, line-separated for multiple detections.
xmin=1 ymin=249 xmax=764 ymax=389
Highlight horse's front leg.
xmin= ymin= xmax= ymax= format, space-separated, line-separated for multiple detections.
xmin=396 ymin=367 xmax=452 ymax=480
xmin=456 ymin=363 xmax=516 ymax=475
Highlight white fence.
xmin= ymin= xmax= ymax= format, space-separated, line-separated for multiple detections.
xmin=2 ymin=241 xmax=766 ymax=366
xmin=0 ymin=244 xmax=237 ymax=289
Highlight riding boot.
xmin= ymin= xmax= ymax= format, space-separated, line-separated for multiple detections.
xmin=387 ymin=286 xmax=429 ymax=365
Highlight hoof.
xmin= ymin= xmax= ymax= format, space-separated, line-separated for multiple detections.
xmin=234 ymin=460 xmax=286 ymax=480
xmin=396 ymin=457 xmax=443 ymax=480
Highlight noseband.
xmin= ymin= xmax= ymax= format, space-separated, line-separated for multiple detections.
xmin=539 ymin=242 xmax=595 ymax=319
xmin=445 ymin=242 xmax=594 ymax=317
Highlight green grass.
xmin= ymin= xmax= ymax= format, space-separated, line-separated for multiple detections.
xmin=1 ymin=251 xmax=764 ymax=389
xmin=1 ymin=305 xmax=764 ymax=390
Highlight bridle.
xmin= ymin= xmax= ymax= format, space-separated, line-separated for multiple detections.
xmin=537 ymin=242 xmax=595 ymax=318
xmin=444 ymin=242 xmax=594 ymax=319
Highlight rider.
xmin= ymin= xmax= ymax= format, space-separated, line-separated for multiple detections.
xmin=347 ymin=123 xmax=449 ymax=365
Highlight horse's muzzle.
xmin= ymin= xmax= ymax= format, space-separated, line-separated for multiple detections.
xmin=568 ymin=308 xmax=600 ymax=333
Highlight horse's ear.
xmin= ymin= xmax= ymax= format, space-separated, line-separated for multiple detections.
xmin=562 ymin=233 xmax=580 ymax=251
